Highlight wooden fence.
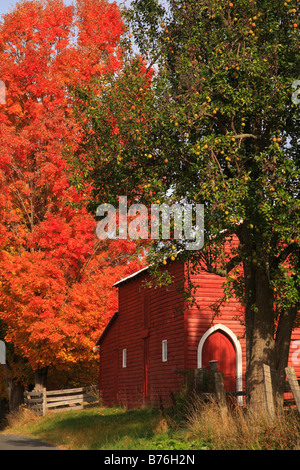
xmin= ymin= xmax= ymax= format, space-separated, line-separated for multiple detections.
xmin=194 ymin=363 xmax=300 ymax=415
xmin=284 ymin=366 xmax=300 ymax=412
xmin=193 ymin=367 xmax=245 ymax=406
xmin=24 ymin=385 xmax=99 ymax=416
xmin=260 ymin=365 xmax=300 ymax=416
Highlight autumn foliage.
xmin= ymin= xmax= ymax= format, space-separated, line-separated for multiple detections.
xmin=0 ymin=0 xmax=143 ymax=389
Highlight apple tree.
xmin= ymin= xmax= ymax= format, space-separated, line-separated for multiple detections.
xmin=72 ymin=0 xmax=300 ymax=411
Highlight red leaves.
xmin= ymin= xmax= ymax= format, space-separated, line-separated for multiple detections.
xmin=0 ymin=239 xmax=144 ymax=370
xmin=76 ymin=0 xmax=124 ymax=54
xmin=0 ymin=0 xmax=144 ymax=379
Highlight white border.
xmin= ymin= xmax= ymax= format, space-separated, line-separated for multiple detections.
xmin=197 ymin=323 xmax=243 ymax=405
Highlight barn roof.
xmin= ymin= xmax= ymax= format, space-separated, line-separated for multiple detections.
xmin=112 ymin=249 xmax=184 ymax=287
xmin=96 ymin=311 xmax=118 ymax=345
xmin=112 ymin=265 xmax=150 ymax=287
xmin=96 ymin=255 xmax=184 ymax=346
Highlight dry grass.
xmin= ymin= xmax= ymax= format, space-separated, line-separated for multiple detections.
xmin=4 ymin=406 xmax=39 ymax=429
xmin=185 ymin=395 xmax=300 ymax=450
xmin=3 ymin=398 xmax=300 ymax=450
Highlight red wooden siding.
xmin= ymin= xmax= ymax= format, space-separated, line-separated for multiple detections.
xmin=98 ymin=313 xmax=119 ymax=406
xmin=184 ymin=264 xmax=300 ymax=388
xmin=288 ymin=330 xmax=300 ymax=373
xmin=99 ymin=262 xmax=186 ymax=407
xmin=184 ymin=265 xmax=246 ymax=386
xmin=98 ymin=254 xmax=300 ymax=408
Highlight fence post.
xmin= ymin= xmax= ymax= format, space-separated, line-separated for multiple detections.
xmin=42 ymin=387 xmax=46 ymax=416
xmin=263 ymin=364 xmax=275 ymax=418
xmin=214 ymin=371 xmax=226 ymax=407
xmin=34 ymin=384 xmax=47 ymax=416
xmin=285 ymin=366 xmax=300 ymax=414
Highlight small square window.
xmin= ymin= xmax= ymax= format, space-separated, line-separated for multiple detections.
xmin=122 ymin=348 xmax=127 ymax=368
xmin=162 ymin=340 xmax=167 ymax=362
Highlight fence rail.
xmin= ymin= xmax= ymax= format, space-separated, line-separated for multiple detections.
xmin=194 ymin=363 xmax=300 ymax=414
xmin=24 ymin=386 xmax=98 ymax=416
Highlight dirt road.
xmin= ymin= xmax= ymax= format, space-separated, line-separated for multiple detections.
xmin=0 ymin=434 xmax=59 ymax=450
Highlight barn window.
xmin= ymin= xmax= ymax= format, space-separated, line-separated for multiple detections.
xmin=162 ymin=340 xmax=167 ymax=362
xmin=122 ymin=348 xmax=127 ymax=368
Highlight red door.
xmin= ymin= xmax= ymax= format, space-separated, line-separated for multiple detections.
xmin=202 ymin=331 xmax=236 ymax=392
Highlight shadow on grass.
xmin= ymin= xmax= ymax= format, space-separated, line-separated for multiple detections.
xmin=30 ymin=407 xmax=163 ymax=450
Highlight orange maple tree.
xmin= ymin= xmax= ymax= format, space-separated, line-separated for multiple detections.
xmin=0 ymin=0 xmax=144 ymax=394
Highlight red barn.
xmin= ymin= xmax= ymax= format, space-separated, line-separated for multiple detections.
xmin=96 ymin=259 xmax=300 ymax=408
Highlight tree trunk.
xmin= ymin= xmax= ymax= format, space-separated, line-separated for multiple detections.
xmin=0 ymin=397 xmax=9 ymax=430
xmin=3 ymin=364 xmax=24 ymax=411
xmin=273 ymin=305 xmax=298 ymax=408
xmin=7 ymin=380 xmax=24 ymax=411
xmin=240 ymin=222 xmax=299 ymax=413
xmin=244 ymin=264 xmax=276 ymax=413
xmin=244 ymin=265 xmax=299 ymax=413
xmin=34 ymin=367 xmax=48 ymax=390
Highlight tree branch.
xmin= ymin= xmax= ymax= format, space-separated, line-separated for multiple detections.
xmin=274 ymin=242 xmax=299 ymax=269
xmin=202 ymin=253 xmax=242 ymax=277
xmin=231 ymin=133 xmax=257 ymax=140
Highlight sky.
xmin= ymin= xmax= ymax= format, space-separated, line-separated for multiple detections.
xmin=0 ymin=0 xmax=74 ymax=18
xmin=0 ymin=0 xmax=19 ymax=18
xmin=0 ymin=0 xmax=130 ymax=19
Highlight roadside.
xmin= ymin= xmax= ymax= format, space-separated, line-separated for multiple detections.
xmin=0 ymin=405 xmax=204 ymax=450
xmin=2 ymin=402 xmax=299 ymax=450
xmin=0 ymin=433 xmax=59 ymax=450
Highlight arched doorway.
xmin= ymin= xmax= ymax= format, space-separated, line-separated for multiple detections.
xmin=197 ymin=324 xmax=243 ymax=402
xmin=202 ymin=330 xmax=236 ymax=391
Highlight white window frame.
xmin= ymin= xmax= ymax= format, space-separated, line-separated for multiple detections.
xmin=162 ymin=340 xmax=168 ymax=362
xmin=122 ymin=348 xmax=127 ymax=368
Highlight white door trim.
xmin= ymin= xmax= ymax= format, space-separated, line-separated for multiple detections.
xmin=197 ymin=323 xmax=243 ymax=404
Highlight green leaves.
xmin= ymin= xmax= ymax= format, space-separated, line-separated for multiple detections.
xmin=70 ymin=0 xmax=300 ymax=317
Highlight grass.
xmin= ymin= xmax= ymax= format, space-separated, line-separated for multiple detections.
xmin=2 ymin=397 xmax=300 ymax=450
xmin=1 ymin=404 xmax=209 ymax=450
xmin=185 ymin=396 xmax=300 ymax=450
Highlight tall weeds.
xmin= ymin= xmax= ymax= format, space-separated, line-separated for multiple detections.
xmin=185 ymin=396 xmax=300 ymax=450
